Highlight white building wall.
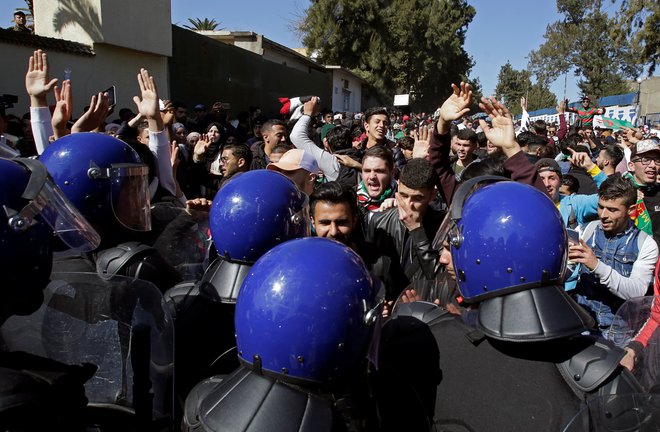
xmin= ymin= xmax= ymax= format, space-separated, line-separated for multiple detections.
xmin=1 ymin=42 xmax=168 ymax=117
xmin=34 ymin=0 xmax=171 ymax=56
xmin=331 ymin=70 xmax=362 ymax=113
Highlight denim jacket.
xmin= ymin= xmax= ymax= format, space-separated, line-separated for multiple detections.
xmin=574 ymin=221 xmax=648 ymax=328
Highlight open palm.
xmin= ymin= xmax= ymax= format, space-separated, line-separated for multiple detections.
xmin=439 ymin=82 xmax=472 ymax=123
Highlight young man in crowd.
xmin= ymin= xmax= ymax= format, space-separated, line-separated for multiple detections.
xmin=595 ymin=144 xmax=625 ymax=177
xmin=251 ymin=119 xmax=287 ymax=170
xmin=357 ymin=146 xmax=397 ymax=217
xmin=217 ymin=143 xmax=251 ymax=184
xmin=366 ymin=158 xmax=442 ymax=299
xmin=623 ymin=139 xmax=660 ymax=242
xmin=567 ymin=95 xmax=605 ymax=129
xmin=357 ymin=107 xmax=406 ymax=171
xmin=451 ymin=128 xmax=479 ymax=177
xmin=569 ymin=175 xmax=658 ymax=329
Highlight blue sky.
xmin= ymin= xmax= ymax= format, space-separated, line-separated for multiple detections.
xmin=6 ymin=0 xmax=628 ymax=104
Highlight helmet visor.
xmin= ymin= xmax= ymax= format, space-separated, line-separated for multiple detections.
xmin=108 ymin=164 xmax=151 ymax=231
xmin=33 ymin=178 xmax=101 ymax=252
xmin=432 ymin=211 xmax=459 ymax=250
xmin=290 ymin=192 xmax=311 ymax=237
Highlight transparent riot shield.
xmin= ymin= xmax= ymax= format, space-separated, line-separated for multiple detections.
xmin=151 ymin=205 xmax=212 ymax=281
xmin=0 ymin=272 xmax=174 ymax=429
xmin=603 ymin=296 xmax=656 ymax=348
xmin=562 ymin=394 xmax=660 ymax=431
xmin=602 ymin=295 xmax=660 ymax=392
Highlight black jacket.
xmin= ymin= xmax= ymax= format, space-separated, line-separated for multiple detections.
xmin=366 ymin=207 xmax=443 ymax=299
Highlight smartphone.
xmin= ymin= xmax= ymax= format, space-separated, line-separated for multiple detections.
xmin=103 ymin=85 xmax=116 ymax=109
xmin=566 ymin=228 xmax=580 ymax=247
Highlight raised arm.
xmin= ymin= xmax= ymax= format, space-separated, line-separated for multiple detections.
xmin=25 ymin=49 xmax=57 ymax=154
xmin=291 ymin=96 xmax=341 ymax=181
xmin=132 ymin=68 xmax=178 ymax=198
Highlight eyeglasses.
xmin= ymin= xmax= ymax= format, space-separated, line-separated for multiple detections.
xmin=632 ymin=156 xmax=660 ymax=166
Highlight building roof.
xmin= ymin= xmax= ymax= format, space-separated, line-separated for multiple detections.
xmin=523 ymin=92 xmax=638 ymax=118
xmin=0 ymin=28 xmax=94 ymax=56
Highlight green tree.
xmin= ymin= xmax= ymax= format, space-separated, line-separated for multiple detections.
xmin=527 ymin=0 xmax=640 ymax=100
xmin=298 ymin=0 xmax=475 ymax=109
xmin=611 ymin=0 xmax=660 ymax=75
xmin=494 ymin=62 xmax=531 ymax=117
xmin=494 ymin=62 xmax=557 ymax=116
xmin=184 ymin=18 xmax=222 ymax=31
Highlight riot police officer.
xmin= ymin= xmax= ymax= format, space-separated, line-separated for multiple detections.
xmin=183 ymin=237 xmax=380 ymax=431
xmin=0 ymin=157 xmax=101 ymax=429
xmin=165 ymin=169 xmax=310 ymax=400
xmin=376 ymin=178 xmax=644 ymax=431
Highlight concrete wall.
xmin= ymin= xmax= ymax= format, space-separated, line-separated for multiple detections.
xmin=330 ymin=69 xmax=363 ymax=113
xmin=1 ymin=41 xmax=168 ymax=117
xmin=169 ymin=26 xmax=332 ymax=118
xmin=638 ymin=77 xmax=660 ymax=118
xmin=35 ymin=0 xmax=171 ymax=56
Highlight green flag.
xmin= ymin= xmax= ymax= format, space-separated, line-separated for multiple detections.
xmin=593 ymin=116 xmax=634 ymax=131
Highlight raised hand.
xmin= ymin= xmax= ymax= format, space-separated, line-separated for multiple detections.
xmin=521 ymin=96 xmax=527 ymax=111
xmin=25 ymin=50 xmax=58 ymax=107
xmin=132 ymin=68 xmax=163 ymax=130
xmin=161 ymin=99 xmax=175 ymax=126
xmin=302 ymin=96 xmax=320 ymax=117
xmin=437 ymin=82 xmax=472 ymax=134
xmin=72 ymin=92 xmax=110 ymax=133
xmin=52 ymin=80 xmax=72 ymax=138
xmin=556 ymin=99 xmax=566 ymax=114
xmin=193 ymin=135 xmax=211 ymax=163
xmin=478 ymin=97 xmax=519 ymax=158
xmin=566 ymin=147 xmax=595 ymax=171
xmin=412 ymin=125 xmax=430 ymax=159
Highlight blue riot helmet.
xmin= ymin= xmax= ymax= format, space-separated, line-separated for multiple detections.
xmin=209 ymin=170 xmax=310 ymax=263
xmin=434 ymin=177 xmax=593 ymax=341
xmin=40 ymin=132 xmax=152 ymax=231
xmin=0 ymin=157 xmax=100 ymax=318
xmin=235 ymin=237 xmax=377 ymax=387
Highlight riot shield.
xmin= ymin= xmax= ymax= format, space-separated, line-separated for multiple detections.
xmin=603 ymin=296 xmax=656 ymax=348
xmin=562 ymin=394 xmax=660 ymax=431
xmin=151 ymin=204 xmax=212 ymax=281
xmin=602 ymin=295 xmax=660 ymax=392
xmin=0 ymin=272 xmax=174 ymax=429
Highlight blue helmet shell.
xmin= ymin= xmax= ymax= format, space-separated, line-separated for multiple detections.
xmin=235 ymin=237 xmax=374 ymax=386
xmin=39 ymin=133 xmax=142 ymax=225
xmin=209 ymin=170 xmax=310 ymax=263
xmin=0 ymin=158 xmax=53 ymax=298
xmin=452 ymin=181 xmax=567 ymax=302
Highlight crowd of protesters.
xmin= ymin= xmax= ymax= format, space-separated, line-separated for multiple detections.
xmin=2 ymin=46 xmax=660 ymax=429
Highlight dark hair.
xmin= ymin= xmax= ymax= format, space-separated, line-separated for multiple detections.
xmin=399 ymin=158 xmax=436 ymax=190
xmin=325 ymin=126 xmax=352 ymax=152
xmin=537 ymin=144 xmax=558 ymax=159
xmin=561 ymin=174 xmax=579 ymax=195
xmin=362 ymin=146 xmax=394 ymax=170
xmin=364 ymin=107 xmax=389 ymax=124
xmin=206 ymin=121 xmax=224 ymax=135
xmin=261 ymin=119 xmax=286 ymax=135
xmin=601 ymin=144 xmax=624 ymax=167
xmin=397 ymin=136 xmax=415 ymax=151
xmin=456 ymin=128 xmax=477 ymax=144
xmin=532 ymin=120 xmax=547 ymax=135
xmin=310 ymin=181 xmax=358 ymax=219
xmin=271 ymin=143 xmax=292 ymax=154
xmin=476 ymin=131 xmax=487 ymax=148
xmin=173 ymin=101 xmax=187 ymax=110
xmin=224 ymin=143 xmax=253 ymax=167
xmin=599 ymin=174 xmax=637 ymax=208
xmin=517 ymin=131 xmax=546 ymax=151
xmin=460 ymin=158 xmax=506 ymax=182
